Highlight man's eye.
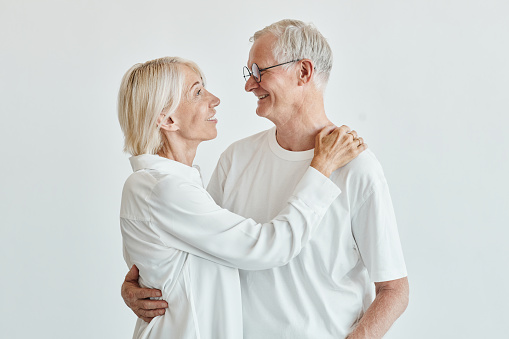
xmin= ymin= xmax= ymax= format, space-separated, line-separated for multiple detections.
xmin=197 ymin=89 xmax=202 ymax=96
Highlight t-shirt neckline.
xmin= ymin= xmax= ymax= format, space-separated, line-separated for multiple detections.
xmin=267 ymin=127 xmax=315 ymax=161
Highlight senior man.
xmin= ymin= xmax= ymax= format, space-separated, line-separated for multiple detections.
xmin=122 ymin=19 xmax=409 ymax=338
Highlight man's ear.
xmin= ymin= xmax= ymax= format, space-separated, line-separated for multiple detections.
xmin=297 ymin=59 xmax=314 ymax=86
xmin=157 ymin=113 xmax=179 ymax=132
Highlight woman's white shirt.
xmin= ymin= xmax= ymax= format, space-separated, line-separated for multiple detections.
xmin=120 ymin=154 xmax=340 ymax=339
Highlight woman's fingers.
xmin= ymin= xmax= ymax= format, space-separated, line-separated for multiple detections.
xmin=337 ymin=125 xmax=351 ymax=135
xmin=347 ymin=130 xmax=358 ymax=140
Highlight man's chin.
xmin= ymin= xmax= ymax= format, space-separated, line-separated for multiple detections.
xmin=255 ymin=107 xmax=270 ymax=118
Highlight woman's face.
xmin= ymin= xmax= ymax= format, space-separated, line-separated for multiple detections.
xmin=170 ymin=66 xmax=220 ymax=143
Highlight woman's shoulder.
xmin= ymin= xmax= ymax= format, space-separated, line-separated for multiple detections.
xmin=123 ymin=170 xmax=159 ymax=199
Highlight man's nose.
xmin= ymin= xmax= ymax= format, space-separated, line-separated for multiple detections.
xmin=244 ymin=75 xmax=258 ymax=92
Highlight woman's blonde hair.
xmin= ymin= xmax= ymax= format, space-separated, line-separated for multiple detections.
xmin=117 ymin=56 xmax=206 ymax=155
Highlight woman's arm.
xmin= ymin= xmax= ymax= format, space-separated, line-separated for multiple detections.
xmin=139 ymin=166 xmax=338 ymax=270
xmin=124 ymin=125 xmax=365 ymax=270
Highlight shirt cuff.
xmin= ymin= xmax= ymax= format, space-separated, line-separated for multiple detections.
xmin=290 ymin=166 xmax=341 ymax=215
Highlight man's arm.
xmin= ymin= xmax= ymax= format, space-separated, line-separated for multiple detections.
xmin=347 ymin=277 xmax=409 ymax=339
xmin=121 ymin=265 xmax=167 ymax=322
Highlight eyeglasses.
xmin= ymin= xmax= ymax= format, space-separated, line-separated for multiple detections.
xmin=243 ymin=59 xmax=301 ymax=83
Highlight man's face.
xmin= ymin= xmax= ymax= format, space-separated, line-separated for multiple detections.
xmin=245 ymin=34 xmax=298 ymax=122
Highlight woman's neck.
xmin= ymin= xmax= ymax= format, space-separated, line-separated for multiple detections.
xmin=157 ymin=134 xmax=199 ymax=167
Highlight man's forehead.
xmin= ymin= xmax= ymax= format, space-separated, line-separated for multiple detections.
xmin=247 ymin=34 xmax=277 ymax=66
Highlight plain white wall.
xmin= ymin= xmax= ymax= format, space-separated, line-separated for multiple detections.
xmin=1 ymin=0 xmax=508 ymax=338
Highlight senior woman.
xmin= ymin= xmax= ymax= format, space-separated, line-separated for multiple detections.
xmin=118 ymin=56 xmax=366 ymax=339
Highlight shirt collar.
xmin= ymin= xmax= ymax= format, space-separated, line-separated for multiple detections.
xmin=129 ymin=154 xmax=203 ymax=186
xmin=267 ymin=127 xmax=315 ymax=161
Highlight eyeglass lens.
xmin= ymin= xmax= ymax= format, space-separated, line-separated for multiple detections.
xmin=243 ymin=66 xmax=251 ymax=81
xmin=252 ymin=64 xmax=260 ymax=82
xmin=243 ymin=64 xmax=261 ymax=83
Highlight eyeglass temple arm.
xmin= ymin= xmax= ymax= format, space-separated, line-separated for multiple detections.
xmin=258 ymin=59 xmax=301 ymax=72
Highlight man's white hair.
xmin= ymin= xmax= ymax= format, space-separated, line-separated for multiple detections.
xmin=251 ymin=19 xmax=333 ymax=91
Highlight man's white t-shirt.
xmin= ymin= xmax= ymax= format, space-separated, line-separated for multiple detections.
xmin=208 ymin=128 xmax=408 ymax=338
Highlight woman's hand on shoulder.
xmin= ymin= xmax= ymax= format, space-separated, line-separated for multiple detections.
xmin=310 ymin=125 xmax=367 ymax=177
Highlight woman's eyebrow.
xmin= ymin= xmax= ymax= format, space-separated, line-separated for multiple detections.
xmin=189 ymin=81 xmax=202 ymax=91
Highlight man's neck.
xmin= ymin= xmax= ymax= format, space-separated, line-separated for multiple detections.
xmin=273 ymin=99 xmax=332 ymax=152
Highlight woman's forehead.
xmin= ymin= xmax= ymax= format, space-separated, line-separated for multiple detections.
xmin=182 ymin=66 xmax=203 ymax=87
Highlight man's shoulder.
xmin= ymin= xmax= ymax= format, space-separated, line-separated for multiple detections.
xmin=333 ymin=149 xmax=387 ymax=190
xmin=343 ymin=149 xmax=384 ymax=172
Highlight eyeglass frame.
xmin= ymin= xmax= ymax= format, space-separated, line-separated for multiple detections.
xmin=243 ymin=59 xmax=301 ymax=83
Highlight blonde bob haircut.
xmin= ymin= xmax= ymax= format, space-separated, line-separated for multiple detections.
xmin=251 ymin=19 xmax=333 ymax=92
xmin=118 ymin=56 xmax=206 ymax=156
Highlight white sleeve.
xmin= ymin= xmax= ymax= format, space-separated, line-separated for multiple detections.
xmin=351 ymin=181 xmax=407 ymax=282
xmin=206 ymin=158 xmax=226 ymax=206
xmin=150 ymin=167 xmax=341 ymax=270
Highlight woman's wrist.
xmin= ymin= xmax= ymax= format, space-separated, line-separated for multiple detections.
xmin=310 ymin=158 xmax=332 ymax=178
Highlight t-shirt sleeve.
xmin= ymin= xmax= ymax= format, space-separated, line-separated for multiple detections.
xmin=206 ymin=157 xmax=227 ymax=206
xmin=351 ymin=181 xmax=407 ymax=282
xmin=149 ymin=167 xmax=341 ymax=270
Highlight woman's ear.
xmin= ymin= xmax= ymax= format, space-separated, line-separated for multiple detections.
xmin=157 ymin=114 xmax=179 ymax=132
xmin=297 ymin=59 xmax=314 ymax=86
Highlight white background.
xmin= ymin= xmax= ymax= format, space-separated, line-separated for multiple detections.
xmin=1 ymin=0 xmax=508 ymax=338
